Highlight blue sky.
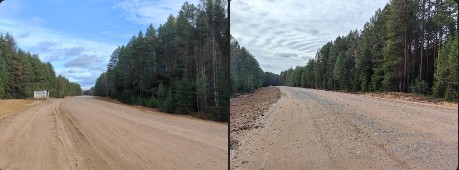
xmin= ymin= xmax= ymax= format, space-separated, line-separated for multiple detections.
xmin=231 ymin=0 xmax=390 ymax=74
xmin=0 ymin=0 xmax=198 ymax=90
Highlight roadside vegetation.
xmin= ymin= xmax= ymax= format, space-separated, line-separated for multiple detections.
xmin=232 ymin=0 xmax=458 ymax=102
xmin=0 ymin=99 xmax=42 ymax=118
xmin=279 ymin=0 xmax=457 ymax=101
xmin=0 ymin=34 xmax=82 ymax=99
xmin=230 ymin=37 xmax=280 ymax=95
xmin=90 ymin=0 xmax=229 ymax=121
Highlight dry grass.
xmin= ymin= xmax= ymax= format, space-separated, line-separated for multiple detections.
xmin=0 ymin=99 xmax=43 ymax=118
xmin=363 ymin=92 xmax=457 ymax=109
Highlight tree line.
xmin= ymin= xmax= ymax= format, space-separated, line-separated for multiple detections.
xmin=0 ymin=33 xmax=83 ymax=99
xmin=230 ymin=37 xmax=281 ymax=95
xmin=92 ymin=0 xmax=229 ymax=121
xmin=277 ymin=0 xmax=457 ymax=101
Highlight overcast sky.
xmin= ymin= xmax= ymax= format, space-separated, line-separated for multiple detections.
xmin=0 ymin=0 xmax=198 ymax=90
xmin=230 ymin=0 xmax=389 ymax=74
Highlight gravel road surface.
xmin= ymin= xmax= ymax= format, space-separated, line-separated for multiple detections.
xmin=0 ymin=96 xmax=227 ymax=170
xmin=231 ymin=86 xmax=457 ymax=169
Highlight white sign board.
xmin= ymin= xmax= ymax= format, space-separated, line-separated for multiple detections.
xmin=34 ymin=90 xmax=49 ymax=99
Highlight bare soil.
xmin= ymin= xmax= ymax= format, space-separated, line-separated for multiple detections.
xmin=231 ymin=86 xmax=457 ymax=169
xmin=0 ymin=96 xmax=227 ymax=170
xmin=0 ymin=99 xmax=43 ymax=118
xmin=230 ymin=87 xmax=280 ymax=152
xmin=364 ymin=92 xmax=457 ymax=108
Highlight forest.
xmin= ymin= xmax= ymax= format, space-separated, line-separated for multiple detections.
xmin=232 ymin=0 xmax=458 ymax=102
xmin=92 ymin=0 xmax=229 ymax=121
xmin=230 ymin=37 xmax=263 ymax=93
xmin=0 ymin=33 xmax=82 ymax=99
xmin=230 ymin=37 xmax=281 ymax=94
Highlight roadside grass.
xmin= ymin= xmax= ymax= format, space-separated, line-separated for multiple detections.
xmin=0 ymin=99 xmax=43 ymax=119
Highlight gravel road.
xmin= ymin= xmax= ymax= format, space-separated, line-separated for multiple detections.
xmin=0 ymin=96 xmax=227 ymax=170
xmin=231 ymin=86 xmax=457 ymax=169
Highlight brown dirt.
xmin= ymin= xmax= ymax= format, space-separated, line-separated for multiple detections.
xmin=0 ymin=96 xmax=227 ymax=169
xmin=364 ymin=92 xmax=458 ymax=108
xmin=0 ymin=99 xmax=43 ymax=118
xmin=94 ymin=96 xmax=221 ymax=121
xmin=230 ymin=87 xmax=280 ymax=150
xmin=231 ymin=86 xmax=457 ymax=169
xmin=94 ymin=96 xmax=162 ymax=113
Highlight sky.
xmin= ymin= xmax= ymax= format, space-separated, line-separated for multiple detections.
xmin=0 ymin=0 xmax=198 ymax=90
xmin=230 ymin=0 xmax=390 ymax=74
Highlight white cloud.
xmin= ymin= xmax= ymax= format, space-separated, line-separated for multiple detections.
xmin=113 ymin=0 xmax=200 ymax=25
xmin=231 ymin=0 xmax=389 ymax=74
xmin=0 ymin=18 xmax=117 ymax=90
xmin=0 ymin=0 xmax=200 ymax=90
xmin=67 ymin=67 xmax=84 ymax=73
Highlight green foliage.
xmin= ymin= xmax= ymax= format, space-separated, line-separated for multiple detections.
xmin=147 ymin=96 xmax=159 ymax=108
xmin=120 ymin=90 xmax=133 ymax=104
xmin=280 ymin=68 xmax=294 ymax=87
xmin=157 ymin=82 xmax=166 ymax=100
xmin=262 ymin=72 xmax=281 ymax=87
xmin=174 ymin=78 xmax=195 ymax=114
xmin=130 ymin=95 xmax=142 ymax=106
xmin=275 ymin=0 xmax=457 ymax=102
xmin=292 ymin=66 xmax=304 ymax=87
xmin=196 ymin=67 xmax=208 ymax=114
xmin=433 ymin=35 xmax=458 ymax=101
xmin=411 ymin=76 xmax=430 ymax=95
xmin=91 ymin=1 xmax=229 ymax=121
xmin=161 ymin=88 xmax=175 ymax=113
xmin=0 ymin=33 xmax=82 ymax=99
xmin=230 ymin=38 xmax=263 ymax=93
xmin=333 ymin=53 xmax=347 ymax=89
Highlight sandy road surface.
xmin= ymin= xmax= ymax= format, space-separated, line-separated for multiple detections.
xmin=232 ymin=87 xmax=457 ymax=169
xmin=0 ymin=96 xmax=227 ymax=170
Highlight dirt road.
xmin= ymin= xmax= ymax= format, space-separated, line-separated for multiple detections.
xmin=0 ymin=96 xmax=227 ymax=170
xmin=231 ymin=86 xmax=457 ymax=169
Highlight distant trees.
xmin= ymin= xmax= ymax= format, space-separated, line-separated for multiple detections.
xmin=0 ymin=33 xmax=82 ymax=98
xmin=230 ymin=37 xmax=263 ymax=93
xmin=262 ymin=72 xmax=281 ymax=87
xmin=277 ymin=0 xmax=458 ymax=101
xmin=93 ymin=0 xmax=229 ymax=121
xmin=230 ymin=36 xmax=284 ymax=94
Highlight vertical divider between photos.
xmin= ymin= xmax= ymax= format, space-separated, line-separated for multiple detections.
xmin=227 ymin=0 xmax=231 ymax=169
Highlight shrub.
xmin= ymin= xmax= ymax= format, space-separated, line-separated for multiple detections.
xmin=160 ymin=88 xmax=175 ymax=113
xmin=120 ymin=90 xmax=133 ymax=104
xmin=147 ymin=96 xmax=158 ymax=108
xmin=130 ymin=95 xmax=141 ymax=105
xmin=411 ymin=77 xmax=429 ymax=95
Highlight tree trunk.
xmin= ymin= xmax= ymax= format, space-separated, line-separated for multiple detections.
xmin=127 ymin=62 xmax=131 ymax=90
xmin=420 ymin=0 xmax=425 ymax=78
xmin=212 ymin=36 xmax=218 ymax=107
xmin=408 ymin=35 xmax=417 ymax=92
xmin=403 ymin=0 xmax=408 ymax=92
xmin=437 ymin=0 xmax=443 ymax=61
xmin=433 ymin=0 xmax=439 ymax=74
xmin=105 ymin=74 xmax=108 ymax=97
xmin=195 ymin=42 xmax=199 ymax=116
